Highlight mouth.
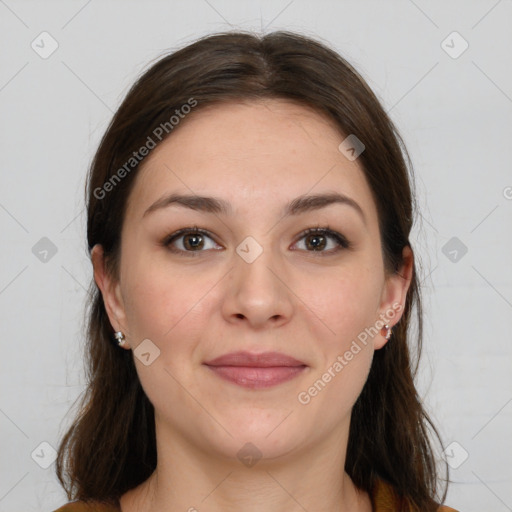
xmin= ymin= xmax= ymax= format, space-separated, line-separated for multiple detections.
xmin=203 ymin=351 xmax=308 ymax=389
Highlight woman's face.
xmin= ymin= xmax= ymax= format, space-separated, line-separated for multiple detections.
xmin=94 ymin=99 xmax=411 ymax=464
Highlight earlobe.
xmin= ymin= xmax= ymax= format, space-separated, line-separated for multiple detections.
xmin=374 ymin=246 xmax=414 ymax=350
xmin=90 ymin=244 xmax=128 ymax=342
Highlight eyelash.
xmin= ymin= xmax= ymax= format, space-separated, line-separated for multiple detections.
xmin=161 ymin=225 xmax=351 ymax=257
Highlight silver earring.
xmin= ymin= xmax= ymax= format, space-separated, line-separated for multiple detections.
xmin=114 ymin=331 xmax=126 ymax=347
xmin=384 ymin=324 xmax=392 ymax=340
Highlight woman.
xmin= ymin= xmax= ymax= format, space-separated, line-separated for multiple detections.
xmin=54 ymin=31 xmax=458 ymax=512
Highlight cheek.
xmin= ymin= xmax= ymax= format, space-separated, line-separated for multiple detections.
xmin=297 ymin=265 xmax=382 ymax=349
xmin=120 ymin=259 xmax=208 ymax=407
xmin=314 ymin=343 xmax=373 ymax=396
xmin=291 ymin=266 xmax=381 ymax=408
xmin=310 ymin=266 xmax=382 ymax=407
xmin=121 ymin=254 xmax=196 ymax=335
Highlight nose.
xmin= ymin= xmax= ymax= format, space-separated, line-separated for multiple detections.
xmin=221 ymin=243 xmax=293 ymax=330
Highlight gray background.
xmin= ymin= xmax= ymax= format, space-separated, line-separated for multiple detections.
xmin=1 ymin=1 xmax=511 ymax=510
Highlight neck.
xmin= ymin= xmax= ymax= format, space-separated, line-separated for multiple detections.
xmin=120 ymin=422 xmax=372 ymax=512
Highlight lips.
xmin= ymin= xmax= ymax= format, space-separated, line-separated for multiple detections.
xmin=203 ymin=351 xmax=307 ymax=389
xmin=204 ymin=351 xmax=306 ymax=368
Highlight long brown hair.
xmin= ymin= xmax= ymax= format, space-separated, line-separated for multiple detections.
xmin=56 ymin=30 xmax=448 ymax=511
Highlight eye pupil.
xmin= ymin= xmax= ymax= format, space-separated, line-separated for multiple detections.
xmin=184 ymin=234 xmax=204 ymax=250
xmin=306 ymin=234 xmax=326 ymax=251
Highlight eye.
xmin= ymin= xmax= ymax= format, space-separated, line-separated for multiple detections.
xmin=162 ymin=226 xmax=221 ymax=256
xmin=162 ymin=225 xmax=351 ymax=257
xmin=292 ymin=226 xmax=351 ymax=255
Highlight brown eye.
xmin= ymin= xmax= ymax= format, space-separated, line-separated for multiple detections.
xmin=163 ymin=227 xmax=221 ymax=256
xmin=182 ymin=233 xmax=205 ymax=250
xmin=293 ymin=227 xmax=351 ymax=254
xmin=305 ymin=233 xmax=327 ymax=251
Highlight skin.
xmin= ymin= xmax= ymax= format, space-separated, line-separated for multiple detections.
xmin=92 ymin=99 xmax=413 ymax=512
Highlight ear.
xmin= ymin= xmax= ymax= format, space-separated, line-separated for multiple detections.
xmin=374 ymin=245 xmax=414 ymax=350
xmin=90 ymin=244 xmax=130 ymax=349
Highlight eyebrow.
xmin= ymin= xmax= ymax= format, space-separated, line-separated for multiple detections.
xmin=143 ymin=191 xmax=366 ymax=224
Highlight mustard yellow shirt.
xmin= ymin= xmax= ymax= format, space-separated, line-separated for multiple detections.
xmin=53 ymin=479 xmax=459 ymax=511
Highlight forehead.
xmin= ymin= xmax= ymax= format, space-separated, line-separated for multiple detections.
xmin=126 ymin=99 xmax=378 ymax=224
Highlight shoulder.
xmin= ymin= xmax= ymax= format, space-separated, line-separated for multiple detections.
xmin=53 ymin=501 xmax=120 ymax=512
xmin=371 ymin=478 xmax=459 ymax=512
